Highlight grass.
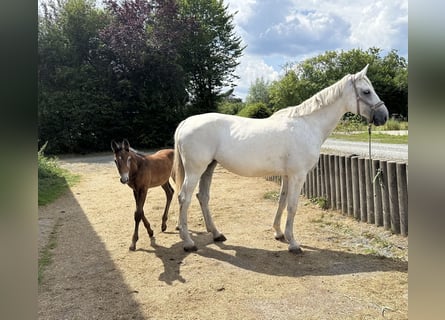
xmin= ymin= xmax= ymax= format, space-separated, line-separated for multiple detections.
xmin=38 ymin=219 xmax=62 ymax=284
xmin=38 ymin=142 xmax=80 ymax=284
xmin=38 ymin=143 xmax=80 ymax=206
xmin=329 ymin=131 xmax=408 ymax=144
xmin=331 ymin=118 xmax=408 ymax=144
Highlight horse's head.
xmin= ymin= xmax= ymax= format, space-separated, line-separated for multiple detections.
xmin=351 ymin=65 xmax=389 ymax=126
xmin=111 ymin=139 xmax=133 ymax=184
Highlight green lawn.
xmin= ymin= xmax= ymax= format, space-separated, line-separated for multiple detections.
xmin=329 ymin=131 xmax=408 ymax=144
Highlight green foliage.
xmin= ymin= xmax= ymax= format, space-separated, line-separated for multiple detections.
xmin=38 ymin=142 xmax=80 ymax=206
xmin=238 ymin=102 xmax=272 ymax=119
xmin=246 ymin=77 xmax=270 ymax=105
xmin=38 ymin=0 xmax=244 ymax=154
xmin=254 ymin=48 xmax=408 ymax=117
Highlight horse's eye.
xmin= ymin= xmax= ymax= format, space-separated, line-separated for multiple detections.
xmin=363 ymin=89 xmax=370 ymax=95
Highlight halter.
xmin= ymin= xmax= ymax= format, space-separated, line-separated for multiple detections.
xmin=352 ymin=78 xmax=385 ymax=123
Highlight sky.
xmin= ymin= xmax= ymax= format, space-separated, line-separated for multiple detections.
xmin=224 ymin=0 xmax=408 ymax=100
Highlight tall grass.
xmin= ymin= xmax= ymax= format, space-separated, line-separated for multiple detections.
xmin=38 ymin=142 xmax=80 ymax=206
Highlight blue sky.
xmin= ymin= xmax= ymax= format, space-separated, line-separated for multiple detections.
xmin=224 ymin=0 xmax=408 ymax=100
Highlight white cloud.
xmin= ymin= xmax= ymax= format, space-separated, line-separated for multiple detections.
xmin=224 ymin=0 xmax=408 ymax=99
xmin=232 ymin=54 xmax=280 ymax=99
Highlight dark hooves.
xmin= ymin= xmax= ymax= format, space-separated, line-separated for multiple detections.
xmin=289 ymin=247 xmax=303 ymax=254
xmin=161 ymin=225 xmax=167 ymax=232
xmin=275 ymin=234 xmax=286 ymax=242
xmin=214 ymin=234 xmax=227 ymax=242
xmin=183 ymin=245 xmax=198 ymax=252
xmin=129 ymin=245 xmax=136 ymax=251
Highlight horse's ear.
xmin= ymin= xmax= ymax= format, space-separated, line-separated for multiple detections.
xmin=122 ymin=139 xmax=130 ymax=152
xmin=355 ymin=64 xmax=369 ymax=80
xmin=111 ymin=140 xmax=120 ymax=152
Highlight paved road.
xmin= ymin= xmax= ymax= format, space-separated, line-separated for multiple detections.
xmin=321 ymin=138 xmax=408 ymax=162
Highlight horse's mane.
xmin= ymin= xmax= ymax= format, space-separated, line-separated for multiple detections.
xmin=271 ymin=74 xmax=351 ymax=118
xmin=129 ymin=147 xmax=146 ymax=158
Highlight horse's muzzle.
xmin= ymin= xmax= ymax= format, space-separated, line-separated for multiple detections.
xmin=372 ymin=104 xmax=389 ymax=126
xmin=120 ymin=174 xmax=129 ymax=184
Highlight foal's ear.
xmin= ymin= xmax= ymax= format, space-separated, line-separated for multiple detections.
xmin=355 ymin=64 xmax=369 ymax=80
xmin=111 ymin=140 xmax=120 ymax=152
xmin=122 ymin=139 xmax=130 ymax=152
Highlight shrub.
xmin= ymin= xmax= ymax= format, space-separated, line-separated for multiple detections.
xmin=237 ymin=102 xmax=272 ymax=118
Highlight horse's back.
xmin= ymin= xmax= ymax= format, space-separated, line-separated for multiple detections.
xmin=175 ymin=113 xmax=301 ymax=177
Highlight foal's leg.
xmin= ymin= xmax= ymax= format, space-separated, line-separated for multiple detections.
xmin=178 ymin=173 xmax=201 ymax=252
xmin=130 ymin=188 xmax=153 ymax=251
xmin=273 ymin=176 xmax=288 ymax=241
xmin=284 ymin=175 xmax=306 ymax=254
xmin=160 ymin=181 xmax=174 ymax=232
xmin=196 ymin=161 xmax=225 ymax=242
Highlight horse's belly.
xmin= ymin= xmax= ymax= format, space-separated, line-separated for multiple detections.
xmin=215 ymin=151 xmax=287 ymax=177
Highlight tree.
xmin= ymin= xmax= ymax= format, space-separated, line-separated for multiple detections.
xmin=246 ymin=77 xmax=270 ymax=106
xmin=38 ymin=0 xmax=112 ymax=153
xmin=100 ymin=0 xmax=189 ymax=146
xmin=179 ymin=0 xmax=245 ymax=114
xmin=267 ymin=48 xmax=408 ymax=117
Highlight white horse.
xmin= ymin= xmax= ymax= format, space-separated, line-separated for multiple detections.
xmin=173 ymin=65 xmax=388 ymax=254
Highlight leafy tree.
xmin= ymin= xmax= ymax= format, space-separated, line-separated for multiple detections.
xmin=179 ymin=0 xmax=245 ymax=113
xmin=246 ymin=77 xmax=270 ymax=106
xmin=265 ymin=48 xmax=407 ymax=117
xmin=38 ymin=0 xmax=112 ymax=153
xmin=100 ymin=0 xmax=189 ymax=146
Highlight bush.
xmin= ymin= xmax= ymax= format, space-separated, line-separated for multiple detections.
xmin=237 ymin=102 xmax=272 ymax=118
xmin=38 ymin=142 xmax=80 ymax=205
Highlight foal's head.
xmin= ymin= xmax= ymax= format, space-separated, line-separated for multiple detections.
xmin=111 ymin=139 xmax=134 ymax=184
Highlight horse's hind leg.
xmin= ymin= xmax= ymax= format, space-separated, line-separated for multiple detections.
xmin=273 ymin=176 xmax=288 ymax=241
xmin=178 ymin=173 xmax=201 ymax=252
xmin=130 ymin=188 xmax=153 ymax=251
xmin=196 ymin=161 xmax=226 ymax=242
xmin=160 ymin=181 xmax=174 ymax=232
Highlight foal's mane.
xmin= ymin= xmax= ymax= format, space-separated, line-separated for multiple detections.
xmin=129 ymin=147 xmax=146 ymax=158
xmin=271 ymin=74 xmax=351 ymax=118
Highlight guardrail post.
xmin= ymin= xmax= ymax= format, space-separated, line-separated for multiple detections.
xmin=397 ymin=162 xmax=408 ymax=236
xmin=345 ymin=156 xmax=353 ymax=216
xmin=372 ymin=159 xmax=383 ymax=227
xmin=387 ymin=161 xmax=400 ymax=234
xmin=358 ymin=157 xmax=367 ymax=222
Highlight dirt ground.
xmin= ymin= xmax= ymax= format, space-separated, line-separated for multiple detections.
xmin=38 ymin=153 xmax=408 ymax=319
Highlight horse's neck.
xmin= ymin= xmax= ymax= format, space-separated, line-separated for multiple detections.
xmin=302 ymin=97 xmax=347 ymax=144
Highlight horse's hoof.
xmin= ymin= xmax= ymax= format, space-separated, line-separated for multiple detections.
xmin=275 ymin=234 xmax=286 ymax=242
xmin=183 ymin=245 xmax=198 ymax=252
xmin=161 ymin=225 xmax=167 ymax=232
xmin=289 ymin=247 xmax=303 ymax=254
xmin=148 ymin=231 xmax=154 ymax=238
xmin=214 ymin=234 xmax=227 ymax=242
xmin=129 ymin=245 xmax=136 ymax=251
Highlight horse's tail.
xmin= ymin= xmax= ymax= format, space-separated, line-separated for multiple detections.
xmin=172 ymin=122 xmax=185 ymax=199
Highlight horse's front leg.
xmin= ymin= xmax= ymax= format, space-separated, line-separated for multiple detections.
xmin=273 ymin=176 xmax=288 ymax=241
xmin=284 ymin=175 xmax=305 ymax=254
xmin=160 ymin=181 xmax=174 ymax=232
xmin=130 ymin=188 xmax=153 ymax=251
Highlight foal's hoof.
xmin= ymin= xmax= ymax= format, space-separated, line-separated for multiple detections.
xmin=161 ymin=225 xmax=167 ymax=232
xmin=183 ymin=245 xmax=198 ymax=252
xmin=275 ymin=234 xmax=286 ymax=242
xmin=214 ymin=234 xmax=227 ymax=242
xmin=289 ymin=247 xmax=303 ymax=255
xmin=129 ymin=245 xmax=136 ymax=251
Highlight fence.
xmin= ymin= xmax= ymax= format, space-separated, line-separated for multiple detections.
xmin=266 ymin=153 xmax=408 ymax=236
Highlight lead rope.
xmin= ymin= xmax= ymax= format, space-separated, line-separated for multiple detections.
xmin=369 ymin=124 xmax=384 ymax=192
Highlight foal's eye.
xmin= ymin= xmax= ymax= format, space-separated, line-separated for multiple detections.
xmin=363 ymin=89 xmax=371 ymax=95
